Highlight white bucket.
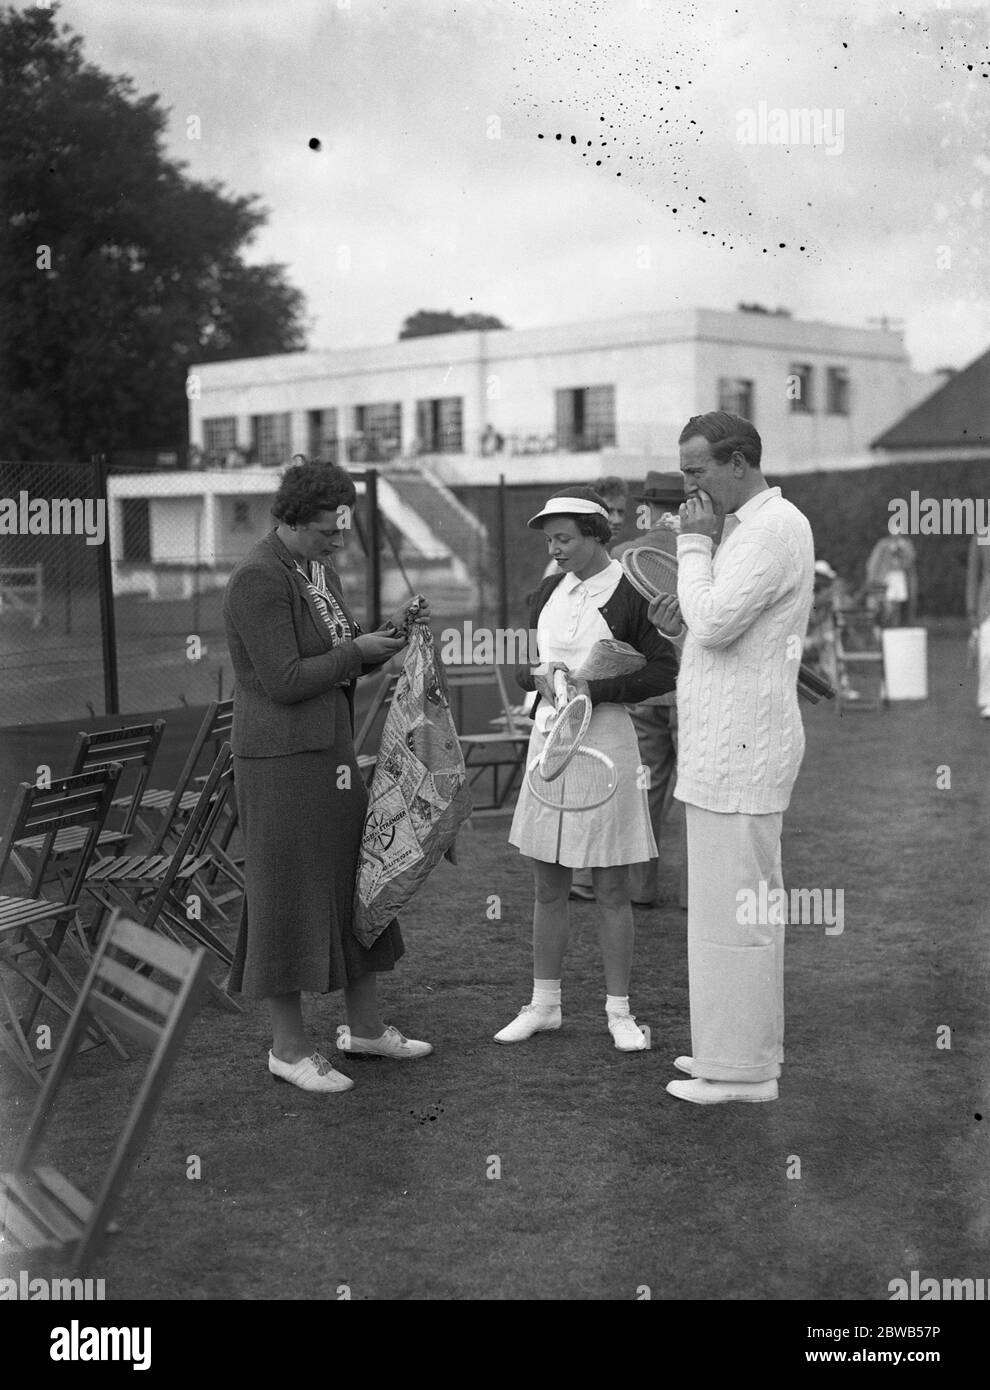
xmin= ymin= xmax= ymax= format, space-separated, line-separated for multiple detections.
xmin=882 ymin=627 xmax=928 ymax=700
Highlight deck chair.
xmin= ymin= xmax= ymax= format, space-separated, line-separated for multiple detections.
xmin=11 ymin=720 xmax=166 ymax=889
xmin=120 ymin=699 xmax=233 ymax=846
xmin=445 ymin=665 xmax=531 ymax=814
xmin=0 ymin=914 xmax=210 ymax=1275
xmin=115 ymin=701 xmax=241 ymax=920
xmin=0 ymin=766 xmax=129 ymax=1085
xmin=834 ymin=607 xmax=888 ymax=712
xmin=84 ymin=745 xmax=241 ymax=1014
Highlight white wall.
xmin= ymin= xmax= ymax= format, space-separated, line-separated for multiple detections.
xmin=188 ymin=309 xmax=915 ymax=474
xmin=694 ymin=342 xmax=913 ymax=472
xmin=215 ymin=493 xmax=275 ymax=563
xmin=150 ymin=497 xmax=206 ymax=564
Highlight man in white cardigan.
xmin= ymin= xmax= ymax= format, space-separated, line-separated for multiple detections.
xmin=649 ymin=412 xmax=814 ymax=1104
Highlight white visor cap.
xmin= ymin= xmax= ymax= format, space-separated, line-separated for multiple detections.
xmin=527 ymin=496 xmax=610 ymax=529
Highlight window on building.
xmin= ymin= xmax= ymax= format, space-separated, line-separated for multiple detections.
xmin=717 ymin=378 xmax=755 ymax=421
xmin=121 ymin=498 xmax=151 ymax=562
xmin=350 ymin=402 xmax=401 ymax=462
xmin=554 ymin=386 xmax=616 ymax=451
xmin=415 ymin=397 xmax=464 ymax=453
xmin=788 ymin=363 xmax=814 ymax=413
xmin=250 ymin=413 xmax=292 ymax=467
xmin=307 ymin=408 xmax=339 ymax=463
xmin=826 ymin=367 xmax=850 ymax=416
xmin=231 ymin=499 xmax=252 ymax=532
xmin=203 ymin=417 xmax=237 ymax=466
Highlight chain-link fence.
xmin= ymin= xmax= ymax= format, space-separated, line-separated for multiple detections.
xmin=2 ymin=454 xmax=978 ymax=731
xmin=0 ymin=460 xmax=109 ymax=727
xmin=455 ymin=461 xmax=986 ymax=628
xmin=0 ymin=461 xmax=388 ymax=728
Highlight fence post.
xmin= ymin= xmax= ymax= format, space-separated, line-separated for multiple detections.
xmin=497 ymin=473 xmax=509 ymax=631
xmin=366 ymin=467 xmax=382 ymax=629
xmin=93 ymin=455 xmax=120 ymax=714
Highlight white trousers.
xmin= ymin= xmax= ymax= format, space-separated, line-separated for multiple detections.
xmin=979 ymin=618 xmax=990 ymax=713
xmin=685 ymin=804 xmax=785 ymax=1082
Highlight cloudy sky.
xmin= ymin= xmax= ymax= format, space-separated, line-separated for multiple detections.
xmin=54 ymin=0 xmax=990 ymax=371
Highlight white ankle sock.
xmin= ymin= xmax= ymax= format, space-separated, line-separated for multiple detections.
xmin=606 ymin=994 xmax=631 ymax=1019
xmin=532 ymin=979 xmax=561 ymax=1008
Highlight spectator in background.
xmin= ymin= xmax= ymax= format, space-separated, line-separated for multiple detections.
xmin=480 ymin=424 xmax=505 ymax=456
xmin=596 ymin=476 xmax=628 ymax=540
xmin=865 ymin=528 xmax=918 ymax=625
xmin=804 ymin=560 xmax=841 ymax=690
xmin=966 ymin=526 xmax=990 ymax=719
xmin=571 ymin=471 xmax=686 ymax=908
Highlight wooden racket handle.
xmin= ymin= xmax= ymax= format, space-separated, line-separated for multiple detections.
xmin=553 ymin=667 xmax=569 ymax=708
xmin=797 ymin=664 xmax=836 ymax=702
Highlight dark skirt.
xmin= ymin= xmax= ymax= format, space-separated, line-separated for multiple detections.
xmin=228 ymin=701 xmax=404 ymax=999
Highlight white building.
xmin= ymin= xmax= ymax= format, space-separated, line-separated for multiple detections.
xmin=106 ymin=468 xmax=484 ymax=612
xmin=188 ymin=307 xmax=939 ymax=480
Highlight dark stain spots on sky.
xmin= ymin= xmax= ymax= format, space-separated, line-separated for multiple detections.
xmin=512 ymin=0 xmax=910 ymax=256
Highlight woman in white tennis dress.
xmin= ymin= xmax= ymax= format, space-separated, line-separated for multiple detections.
xmin=498 ymin=489 xmax=679 ymax=1051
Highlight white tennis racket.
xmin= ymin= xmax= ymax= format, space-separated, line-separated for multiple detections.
xmin=526 ymin=745 xmax=619 ymax=811
xmin=621 ymin=544 xmax=835 ymax=704
xmin=620 ymin=544 xmax=679 ymax=601
xmin=526 ymin=669 xmax=618 ymax=811
xmin=535 ymin=668 xmax=591 ymax=781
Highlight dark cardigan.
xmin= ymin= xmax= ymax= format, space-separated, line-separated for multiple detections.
xmin=516 ymin=572 xmax=678 ymax=708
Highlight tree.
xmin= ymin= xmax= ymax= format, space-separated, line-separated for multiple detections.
xmin=399 ymin=309 xmax=508 ymax=340
xmin=0 ymin=4 xmax=307 ymax=462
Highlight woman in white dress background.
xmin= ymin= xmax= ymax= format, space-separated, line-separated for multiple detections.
xmin=497 ymin=489 xmax=679 ymax=1051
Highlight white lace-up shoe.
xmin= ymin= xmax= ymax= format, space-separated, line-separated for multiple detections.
xmin=268 ymin=1050 xmax=354 ymax=1093
xmin=665 ymin=1077 xmax=778 ymax=1104
xmin=608 ymin=1015 xmax=649 ymax=1051
xmin=336 ymin=1024 xmax=433 ymax=1059
xmin=493 ymin=1004 xmax=562 ymax=1043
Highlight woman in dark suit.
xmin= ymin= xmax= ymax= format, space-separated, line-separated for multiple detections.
xmin=223 ymin=461 xmax=432 ymax=1094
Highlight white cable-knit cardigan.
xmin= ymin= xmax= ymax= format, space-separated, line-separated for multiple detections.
xmin=674 ymin=487 xmax=815 ymax=814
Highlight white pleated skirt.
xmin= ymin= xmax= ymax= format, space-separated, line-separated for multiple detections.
xmin=509 ymin=703 xmax=657 ymax=868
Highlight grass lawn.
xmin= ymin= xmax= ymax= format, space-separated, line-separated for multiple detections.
xmin=1 ymin=623 xmax=987 ymax=1300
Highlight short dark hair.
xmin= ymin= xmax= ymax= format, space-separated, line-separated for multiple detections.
xmin=678 ymin=411 xmax=762 ymax=468
xmin=272 ymin=461 xmax=357 ymax=526
xmin=593 ymin=475 xmax=628 ymax=501
xmin=545 ymin=487 xmax=612 ymax=544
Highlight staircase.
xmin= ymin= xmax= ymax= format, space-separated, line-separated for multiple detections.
xmin=375 ymin=464 xmax=491 ymax=617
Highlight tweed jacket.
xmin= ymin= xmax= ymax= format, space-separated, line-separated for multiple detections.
xmin=223 ymin=530 xmax=366 ymax=757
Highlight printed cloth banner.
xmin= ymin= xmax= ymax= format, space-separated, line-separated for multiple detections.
xmin=354 ymin=623 xmax=472 ymax=945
